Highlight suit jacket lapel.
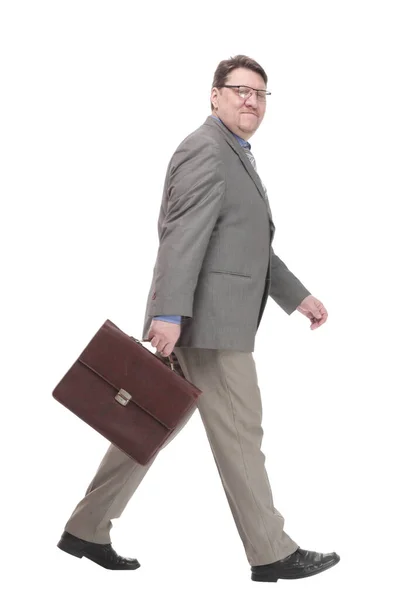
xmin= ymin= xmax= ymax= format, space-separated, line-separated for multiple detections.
xmin=204 ymin=116 xmax=275 ymax=227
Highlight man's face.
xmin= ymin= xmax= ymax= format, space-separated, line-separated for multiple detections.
xmin=211 ymin=67 xmax=267 ymax=140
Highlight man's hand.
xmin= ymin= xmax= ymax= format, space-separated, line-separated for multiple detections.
xmin=144 ymin=319 xmax=181 ymax=357
xmin=296 ymin=294 xmax=328 ymax=330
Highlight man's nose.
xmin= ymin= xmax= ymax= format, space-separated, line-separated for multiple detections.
xmin=245 ymin=92 xmax=259 ymax=109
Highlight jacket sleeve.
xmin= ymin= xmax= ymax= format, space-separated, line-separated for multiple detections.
xmin=147 ymin=136 xmax=226 ymax=318
xmin=269 ymin=247 xmax=311 ymax=314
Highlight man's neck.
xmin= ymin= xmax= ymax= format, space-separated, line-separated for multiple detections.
xmin=211 ymin=113 xmax=251 ymax=148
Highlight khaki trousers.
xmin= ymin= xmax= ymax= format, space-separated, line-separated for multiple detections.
xmin=63 ymin=348 xmax=298 ymax=566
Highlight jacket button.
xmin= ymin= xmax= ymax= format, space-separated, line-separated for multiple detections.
xmin=152 ymin=292 xmax=156 ymax=300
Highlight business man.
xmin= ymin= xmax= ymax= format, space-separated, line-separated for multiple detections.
xmin=57 ymin=55 xmax=339 ymax=582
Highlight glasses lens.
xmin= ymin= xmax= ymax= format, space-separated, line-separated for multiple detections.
xmin=238 ymin=86 xmax=268 ymax=102
xmin=238 ymin=86 xmax=251 ymax=99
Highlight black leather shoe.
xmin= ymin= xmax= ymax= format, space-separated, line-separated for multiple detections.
xmin=251 ymin=547 xmax=340 ymax=582
xmin=57 ymin=531 xmax=140 ymax=570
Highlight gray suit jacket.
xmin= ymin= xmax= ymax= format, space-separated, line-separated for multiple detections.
xmin=141 ymin=115 xmax=311 ymax=351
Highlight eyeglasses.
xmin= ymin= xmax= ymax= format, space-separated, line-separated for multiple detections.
xmin=221 ymin=85 xmax=271 ymax=102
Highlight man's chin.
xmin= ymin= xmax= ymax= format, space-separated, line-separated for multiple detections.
xmin=238 ymin=124 xmax=257 ymax=136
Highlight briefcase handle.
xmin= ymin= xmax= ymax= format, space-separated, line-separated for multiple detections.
xmin=129 ymin=336 xmax=175 ymax=371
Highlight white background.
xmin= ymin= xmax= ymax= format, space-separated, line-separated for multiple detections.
xmin=1 ymin=1 xmax=399 ymax=598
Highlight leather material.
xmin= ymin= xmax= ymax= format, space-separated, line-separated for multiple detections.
xmin=251 ymin=547 xmax=340 ymax=582
xmin=52 ymin=319 xmax=202 ymax=465
xmin=57 ymin=531 xmax=140 ymax=570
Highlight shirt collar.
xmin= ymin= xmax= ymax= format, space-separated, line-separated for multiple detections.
xmin=211 ymin=115 xmax=251 ymax=150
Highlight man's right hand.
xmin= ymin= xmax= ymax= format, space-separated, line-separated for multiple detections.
xmin=144 ymin=319 xmax=181 ymax=358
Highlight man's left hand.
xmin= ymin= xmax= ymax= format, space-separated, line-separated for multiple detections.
xmin=296 ymin=294 xmax=328 ymax=330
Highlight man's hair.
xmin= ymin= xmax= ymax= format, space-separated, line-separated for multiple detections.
xmin=210 ymin=54 xmax=268 ymax=111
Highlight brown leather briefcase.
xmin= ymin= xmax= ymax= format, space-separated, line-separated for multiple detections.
xmin=52 ymin=319 xmax=202 ymax=465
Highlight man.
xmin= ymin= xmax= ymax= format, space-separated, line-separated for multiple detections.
xmin=57 ymin=55 xmax=339 ymax=582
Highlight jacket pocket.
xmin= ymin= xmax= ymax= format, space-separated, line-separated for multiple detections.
xmin=209 ymin=269 xmax=251 ymax=279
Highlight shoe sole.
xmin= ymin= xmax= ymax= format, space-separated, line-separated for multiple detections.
xmin=57 ymin=539 xmax=140 ymax=570
xmin=251 ymin=555 xmax=340 ymax=582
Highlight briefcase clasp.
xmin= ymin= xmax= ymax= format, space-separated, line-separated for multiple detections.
xmin=115 ymin=388 xmax=132 ymax=406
